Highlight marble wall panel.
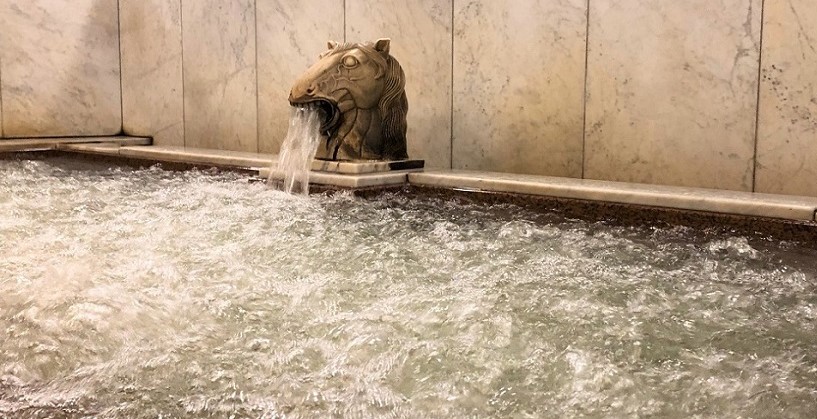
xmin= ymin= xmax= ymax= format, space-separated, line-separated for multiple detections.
xmin=584 ymin=0 xmax=762 ymax=191
xmin=0 ymin=0 xmax=121 ymax=137
xmin=256 ymin=0 xmax=344 ymax=154
xmin=120 ymin=0 xmax=184 ymax=146
xmin=181 ymin=0 xmax=257 ymax=151
xmin=756 ymin=0 xmax=817 ymax=197
xmin=452 ymin=0 xmax=587 ymax=176
xmin=347 ymin=0 xmax=453 ymax=168
xmin=1 ymin=63 xmax=4 ymax=137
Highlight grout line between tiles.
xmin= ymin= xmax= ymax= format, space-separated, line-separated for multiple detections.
xmin=580 ymin=0 xmax=591 ymax=179
xmin=180 ymin=0 xmax=187 ymax=148
xmin=449 ymin=0 xmax=454 ymax=170
xmin=254 ymin=0 xmax=260 ymax=153
xmin=116 ymin=0 xmax=125 ymax=134
xmin=0 ymin=54 xmax=4 ymax=138
xmin=752 ymin=0 xmax=767 ymax=192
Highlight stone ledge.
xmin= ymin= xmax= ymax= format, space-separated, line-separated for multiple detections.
xmin=58 ymin=144 xmax=275 ymax=169
xmin=409 ymin=170 xmax=817 ymax=222
xmin=0 ymin=136 xmax=151 ymax=152
xmin=118 ymin=146 xmax=274 ymax=168
xmin=260 ymin=167 xmax=409 ymax=189
xmin=48 ymin=144 xmax=817 ymax=221
xmin=311 ymin=159 xmax=424 ymax=174
xmin=58 ymin=144 xmax=412 ymax=189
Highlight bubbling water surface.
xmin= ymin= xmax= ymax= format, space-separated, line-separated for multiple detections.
xmin=1 ymin=157 xmax=816 ymax=418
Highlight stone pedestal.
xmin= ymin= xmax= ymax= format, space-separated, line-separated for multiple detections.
xmin=263 ymin=159 xmax=424 ymax=189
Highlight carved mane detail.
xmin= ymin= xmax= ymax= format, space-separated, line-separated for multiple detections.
xmin=288 ymin=39 xmax=409 ymax=161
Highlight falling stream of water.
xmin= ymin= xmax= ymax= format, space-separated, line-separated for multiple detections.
xmin=268 ymin=105 xmax=324 ymax=194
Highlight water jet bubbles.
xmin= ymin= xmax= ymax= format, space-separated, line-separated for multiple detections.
xmin=2 ymin=158 xmax=817 ymax=417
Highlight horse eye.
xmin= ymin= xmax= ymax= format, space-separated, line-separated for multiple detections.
xmin=343 ymin=56 xmax=358 ymax=67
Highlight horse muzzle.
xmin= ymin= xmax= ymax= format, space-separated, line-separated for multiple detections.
xmin=289 ymin=89 xmax=341 ymax=135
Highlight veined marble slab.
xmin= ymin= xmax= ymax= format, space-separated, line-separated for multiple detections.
xmin=311 ymin=159 xmax=424 ymax=174
xmin=59 ymin=144 xmax=275 ymax=169
xmin=347 ymin=0 xmax=453 ymax=168
xmin=120 ymin=0 xmax=185 ymax=146
xmin=182 ymin=0 xmax=257 ymax=151
xmin=261 ymin=167 xmax=409 ymax=188
xmin=409 ymin=170 xmax=817 ymax=221
xmin=0 ymin=64 xmax=4 ymax=137
xmin=453 ymin=0 xmax=587 ymax=176
xmin=584 ymin=0 xmax=761 ymax=191
xmin=755 ymin=0 xmax=817 ymax=197
xmin=56 ymin=142 xmax=124 ymax=155
xmin=0 ymin=136 xmax=151 ymax=153
xmin=0 ymin=0 xmax=122 ymax=137
xmin=117 ymin=146 xmax=275 ymax=168
xmin=256 ymin=0 xmax=344 ymax=154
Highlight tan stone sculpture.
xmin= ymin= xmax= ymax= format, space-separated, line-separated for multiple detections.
xmin=289 ymin=39 xmax=409 ymax=161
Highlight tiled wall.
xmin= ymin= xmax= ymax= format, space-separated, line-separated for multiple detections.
xmin=756 ymin=0 xmax=817 ymax=197
xmin=0 ymin=0 xmax=121 ymax=137
xmin=2 ymin=1 xmax=817 ymax=197
xmin=453 ymin=0 xmax=587 ymax=177
xmin=585 ymin=0 xmax=761 ymax=191
xmin=119 ymin=0 xmax=184 ymax=146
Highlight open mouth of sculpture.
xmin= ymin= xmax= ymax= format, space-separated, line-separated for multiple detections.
xmin=291 ymin=98 xmax=340 ymax=134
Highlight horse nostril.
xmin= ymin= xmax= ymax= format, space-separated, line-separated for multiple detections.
xmin=306 ymin=86 xmax=316 ymax=95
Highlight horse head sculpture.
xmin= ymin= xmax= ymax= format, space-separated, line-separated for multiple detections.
xmin=289 ymin=38 xmax=408 ymax=161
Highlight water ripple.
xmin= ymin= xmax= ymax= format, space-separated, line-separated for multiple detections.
xmin=1 ymin=157 xmax=816 ymax=418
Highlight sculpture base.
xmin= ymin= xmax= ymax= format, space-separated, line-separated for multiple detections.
xmin=262 ymin=159 xmax=425 ymax=190
xmin=311 ymin=159 xmax=424 ymax=174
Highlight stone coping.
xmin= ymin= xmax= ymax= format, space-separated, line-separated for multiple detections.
xmin=311 ymin=159 xmax=425 ymax=174
xmin=15 ymin=142 xmax=817 ymax=222
xmin=53 ymin=144 xmax=410 ymax=189
xmin=65 ymin=144 xmax=275 ymax=168
xmin=409 ymin=170 xmax=817 ymax=222
xmin=0 ymin=136 xmax=151 ymax=152
xmin=260 ymin=167 xmax=408 ymax=188
xmin=55 ymin=144 xmax=422 ymax=175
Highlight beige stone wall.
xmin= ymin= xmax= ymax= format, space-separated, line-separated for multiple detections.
xmin=3 ymin=1 xmax=817 ymax=196
xmin=756 ymin=0 xmax=817 ymax=197
xmin=453 ymin=0 xmax=587 ymax=177
xmin=0 ymin=0 xmax=121 ymax=137
xmin=119 ymin=0 xmax=184 ymax=146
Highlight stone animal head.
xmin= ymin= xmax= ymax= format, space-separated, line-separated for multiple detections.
xmin=289 ymin=38 xmax=408 ymax=161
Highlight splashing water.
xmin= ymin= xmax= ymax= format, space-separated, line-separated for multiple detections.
xmin=2 ymin=157 xmax=817 ymax=418
xmin=269 ymin=105 xmax=324 ymax=194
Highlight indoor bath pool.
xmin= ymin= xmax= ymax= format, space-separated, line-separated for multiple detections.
xmin=1 ymin=157 xmax=816 ymax=418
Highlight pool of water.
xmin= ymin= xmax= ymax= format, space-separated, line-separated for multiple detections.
xmin=1 ymin=157 xmax=816 ymax=418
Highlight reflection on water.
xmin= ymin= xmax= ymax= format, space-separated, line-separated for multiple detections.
xmin=1 ymin=157 xmax=816 ymax=418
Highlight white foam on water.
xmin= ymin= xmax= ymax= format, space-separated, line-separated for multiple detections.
xmin=1 ymin=158 xmax=817 ymax=418
xmin=269 ymin=105 xmax=324 ymax=194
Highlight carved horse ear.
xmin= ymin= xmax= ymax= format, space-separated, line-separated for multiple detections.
xmin=373 ymin=38 xmax=391 ymax=55
xmin=327 ymin=40 xmax=339 ymax=50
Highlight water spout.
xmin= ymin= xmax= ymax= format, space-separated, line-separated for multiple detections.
xmin=268 ymin=105 xmax=324 ymax=194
